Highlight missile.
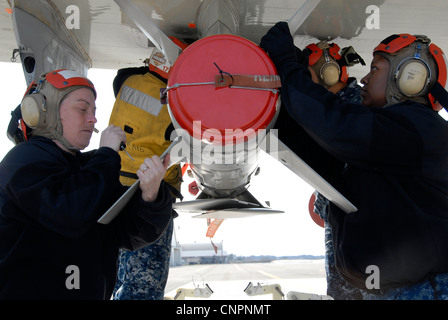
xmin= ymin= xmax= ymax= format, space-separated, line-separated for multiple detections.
xmin=166 ymin=34 xmax=283 ymax=218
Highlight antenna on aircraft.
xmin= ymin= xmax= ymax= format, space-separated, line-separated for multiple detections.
xmin=287 ymin=0 xmax=321 ymax=35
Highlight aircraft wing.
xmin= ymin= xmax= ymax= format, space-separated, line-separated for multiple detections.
xmin=0 ymin=2 xmax=17 ymax=65
xmin=1 ymin=0 xmax=447 ymax=83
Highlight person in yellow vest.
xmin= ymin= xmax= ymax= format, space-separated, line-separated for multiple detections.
xmin=109 ymin=44 xmax=185 ymax=300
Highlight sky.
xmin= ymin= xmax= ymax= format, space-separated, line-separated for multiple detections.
xmin=0 ymin=61 xmax=326 ymax=257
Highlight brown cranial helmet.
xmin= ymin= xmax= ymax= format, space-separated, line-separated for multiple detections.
xmin=20 ymin=69 xmax=96 ymax=150
xmin=373 ymin=34 xmax=448 ymax=111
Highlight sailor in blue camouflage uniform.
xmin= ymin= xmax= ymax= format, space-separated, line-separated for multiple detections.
xmin=265 ymin=23 xmax=448 ymax=300
xmin=313 ymin=41 xmax=448 ymax=301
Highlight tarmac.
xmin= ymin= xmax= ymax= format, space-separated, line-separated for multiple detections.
xmin=165 ymin=259 xmax=330 ymax=300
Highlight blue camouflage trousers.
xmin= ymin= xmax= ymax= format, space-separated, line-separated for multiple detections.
xmin=314 ymin=192 xmax=448 ymax=300
xmin=112 ymin=221 xmax=173 ymax=300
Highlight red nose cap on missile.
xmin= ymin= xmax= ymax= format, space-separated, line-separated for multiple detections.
xmin=168 ymin=35 xmax=279 ymax=145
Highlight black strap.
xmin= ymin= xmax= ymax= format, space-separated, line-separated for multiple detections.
xmin=379 ymin=34 xmax=400 ymax=46
xmin=7 ymin=105 xmax=25 ymax=145
xmin=338 ymin=46 xmax=366 ymax=67
xmin=166 ymin=183 xmax=184 ymax=201
xmin=120 ymin=170 xmax=138 ymax=180
xmin=119 ymin=170 xmax=183 ymax=200
xmin=431 ymin=82 xmax=448 ymax=112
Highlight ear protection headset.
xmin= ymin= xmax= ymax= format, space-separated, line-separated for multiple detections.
xmin=21 ymin=69 xmax=96 ymax=130
xmin=21 ymin=81 xmax=47 ymax=129
xmin=306 ymin=42 xmax=348 ymax=87
xmin=374 ymin=34 xmax=448 ymax=111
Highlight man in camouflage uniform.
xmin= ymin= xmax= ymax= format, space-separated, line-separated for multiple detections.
xmin=312 ymin=40 xmax=448 ymax=301
xmin=289 ymin=40 xmax=448 ymax=300
xmin=265 ymin=23 xmax=448 ymax=300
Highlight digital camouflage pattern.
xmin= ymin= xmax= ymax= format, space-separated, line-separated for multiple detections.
xmin=112 ymin=221 xmax=173 ymax=300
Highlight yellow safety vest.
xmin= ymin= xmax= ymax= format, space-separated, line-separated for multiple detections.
xmin=109 ymin=72 xmax=182 ymax=195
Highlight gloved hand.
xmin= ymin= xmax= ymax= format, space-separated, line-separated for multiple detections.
xmin=260 ymin=22 xmax=298 ymax=73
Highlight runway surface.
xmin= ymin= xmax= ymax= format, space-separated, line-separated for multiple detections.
xmin=165 ymin=259 xmax=329 ymax=300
